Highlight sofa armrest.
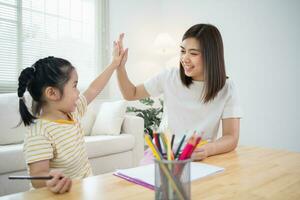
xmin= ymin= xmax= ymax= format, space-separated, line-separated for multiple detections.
xmin=121 ymin=115 xmax=144 ymax=166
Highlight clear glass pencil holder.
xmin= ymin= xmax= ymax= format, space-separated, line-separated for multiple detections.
xmin=154 ymin=159 xmax=191 ymax=200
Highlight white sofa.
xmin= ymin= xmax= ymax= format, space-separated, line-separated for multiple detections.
xmin=0 ymin=93 xmax=144 ymax=196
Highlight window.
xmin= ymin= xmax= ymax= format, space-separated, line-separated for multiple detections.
xmin=0 ymin=0 xmax=107 ymax=93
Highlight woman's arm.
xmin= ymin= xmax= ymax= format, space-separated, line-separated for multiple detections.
xmin=116 ymin=67 xmax=150 ymax=100
xmin=116 ymin=33 xmax=150 ymax=101
xmin=192 ymin=118 xmax=240 ymax=160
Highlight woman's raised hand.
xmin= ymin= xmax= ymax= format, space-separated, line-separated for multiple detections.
xmin=117 ymin=33 xmax=128 ymax=69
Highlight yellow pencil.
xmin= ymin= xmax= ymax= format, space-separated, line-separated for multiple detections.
xmin=161 ymin=133 xmax=174 ymax=160
xmin=145 ymin=134 xmax=162 ymax=160
xmin=197 ymin=139 xmax=208 ymax=147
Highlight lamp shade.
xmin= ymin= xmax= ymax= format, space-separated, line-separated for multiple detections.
xmin=153 ymin=32 xmax=176 ymax=56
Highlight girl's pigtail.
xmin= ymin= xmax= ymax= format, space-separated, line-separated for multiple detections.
xmin=17 ymin=67 xmax=36 ymax=126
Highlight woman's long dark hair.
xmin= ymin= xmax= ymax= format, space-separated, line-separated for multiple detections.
xmin=17 ymin=56 xmax=74 ymax=126
xmin=180 ymin=24 xmax=226 ymax=103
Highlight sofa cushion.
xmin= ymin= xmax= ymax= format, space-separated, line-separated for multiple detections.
xmin=0 ymin=93 xmax=26 ymax=145
xmin=91 ymin=101 xmax=127 ymax=136
xmin=0 ymin=144 xmax=26 ymax=174
xmin=84 ymin=134 xmax=135 ymax=159
xmin=81 ymin=101 xmax=99 ymax=136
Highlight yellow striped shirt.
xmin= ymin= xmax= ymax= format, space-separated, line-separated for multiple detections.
xmin=23 ymin=94 xmax=93 ymax=179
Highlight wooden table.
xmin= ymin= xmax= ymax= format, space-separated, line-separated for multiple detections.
xmin=1 ymin=146 xmax=300 ymax=200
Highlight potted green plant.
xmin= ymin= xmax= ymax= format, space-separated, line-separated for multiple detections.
xmin=126 ymin=97 xmax=163 ymax=138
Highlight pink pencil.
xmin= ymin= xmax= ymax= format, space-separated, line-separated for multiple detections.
xmin=178 ymin=144 xmax=194 ymax=160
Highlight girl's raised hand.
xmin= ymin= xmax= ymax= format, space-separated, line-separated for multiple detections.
xmin=46 ymin=171 xmax=72 ymax=194
xmin=118 ymin=33 xmax=124 ymax=52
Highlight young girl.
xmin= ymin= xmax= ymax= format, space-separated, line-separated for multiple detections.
xmin=116 ymin=24 xmax=242 ymax=161
xmin=18 ymin=40 xmax=127 ymax=194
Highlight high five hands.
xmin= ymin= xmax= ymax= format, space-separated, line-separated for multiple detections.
xmin=112 ymin=33 xmax=128 ymax=69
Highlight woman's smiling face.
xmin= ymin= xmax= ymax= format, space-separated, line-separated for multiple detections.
xmin=180 ymin=37 xmax=204 ymax=81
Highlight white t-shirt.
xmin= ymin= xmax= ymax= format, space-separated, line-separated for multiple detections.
xmin=144 ymin=67 xmax=242 ymax=141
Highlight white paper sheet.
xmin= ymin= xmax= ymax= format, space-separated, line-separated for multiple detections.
xmin=114 ymin=162 xmax=224 ymax=187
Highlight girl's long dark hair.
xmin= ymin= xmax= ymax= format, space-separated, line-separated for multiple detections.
xmin=180 ymin=24 xmax=227 ymax=103
xmin=17 ymin=56 xmax=74 ymax=126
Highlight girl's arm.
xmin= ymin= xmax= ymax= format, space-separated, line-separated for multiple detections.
xmin=192 ymin=118 xmax=240 ymax=160
xmin=29 ymin=160 xmax=72 ymax=193
xmin=29 ymin=160 xmax=50 ymax=188
xmin=83 ymin=40 xmax=126 ymax=105
xmin=116 ymin=33 xmax=150 ymax=100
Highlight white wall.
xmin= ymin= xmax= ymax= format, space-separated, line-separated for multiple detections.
xmin=109 ymin=0 xmax=300 ymax=152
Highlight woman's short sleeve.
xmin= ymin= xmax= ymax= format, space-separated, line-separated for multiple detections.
xmin=222 ymin=81 xmax=243 ymax=119
xmin=144 ymin=69 xmax=168 ymax=97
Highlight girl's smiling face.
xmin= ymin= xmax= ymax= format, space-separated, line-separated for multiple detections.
xmin=59 ymin=69 xmax=80 ymax=113
xmin=180 ymin=37 xmax=204 ymax=81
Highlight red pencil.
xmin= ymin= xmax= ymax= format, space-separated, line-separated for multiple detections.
xmin=153 ymin=132 xmax=163 ymax=155
xmin=179 ymin=133 xmax=198 ymax=160
xmin=192 ymin=136 xmax=202 ymax=152
xmin=178 ymin=144 xmax=194 ymax=160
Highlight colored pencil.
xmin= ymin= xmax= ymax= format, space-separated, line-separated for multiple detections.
xmin=174 ymin=135 xmax=186 ymax=159
xmin=8 ymin=176 xmax=63 ymax=180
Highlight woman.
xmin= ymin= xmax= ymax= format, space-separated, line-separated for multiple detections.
xmin=116 ymin=24 xmax=242 ymax=160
